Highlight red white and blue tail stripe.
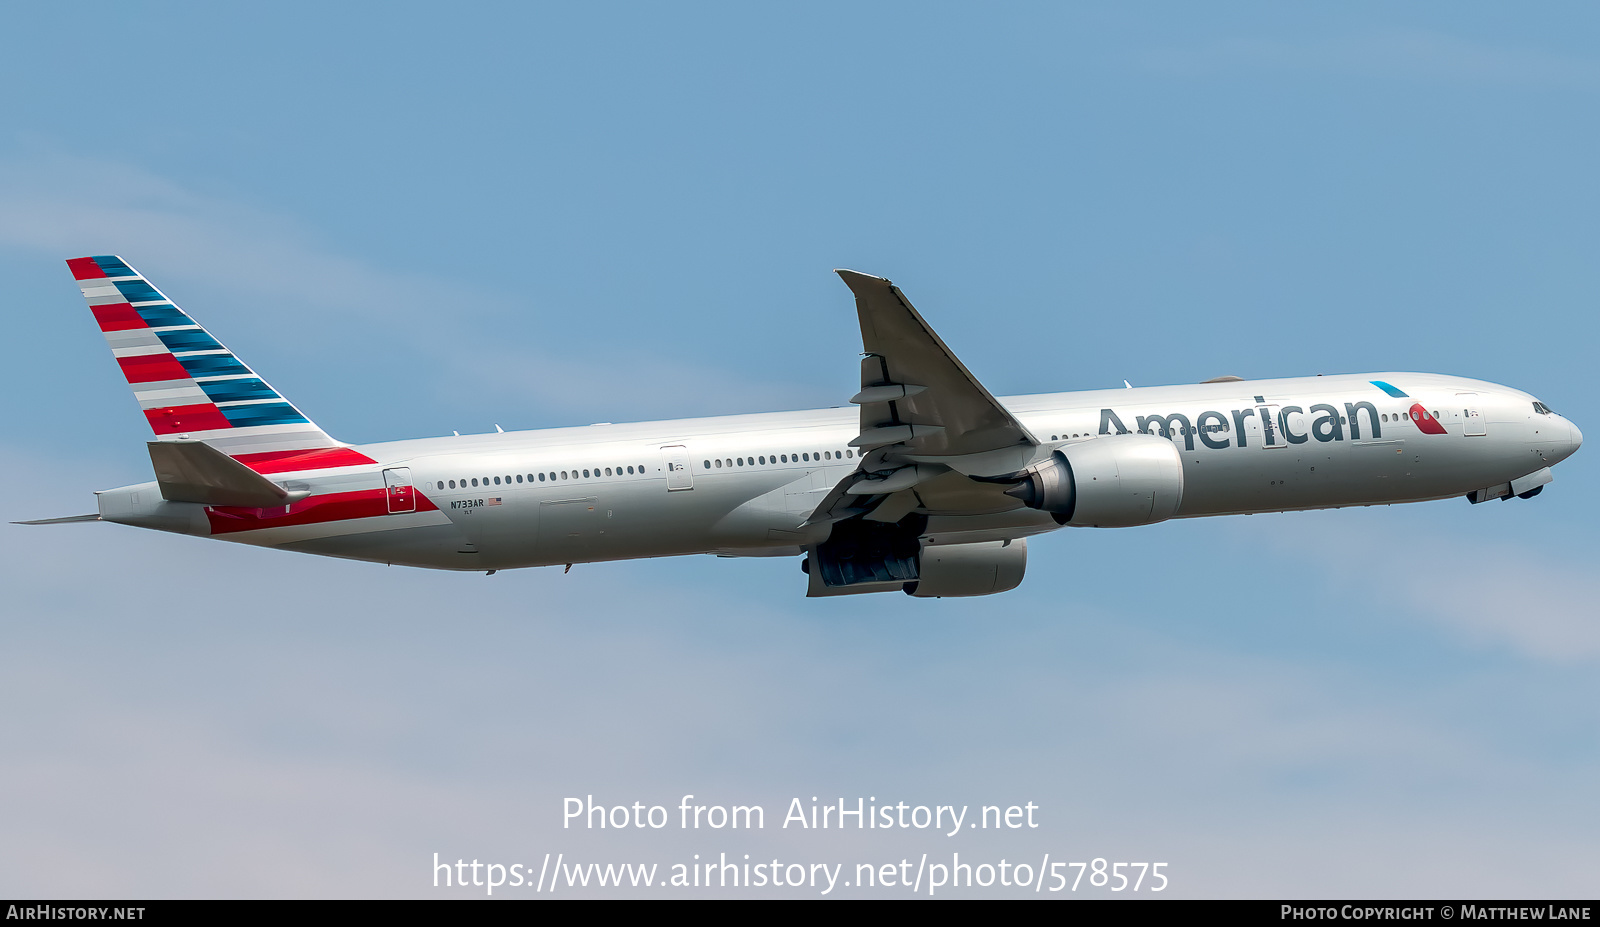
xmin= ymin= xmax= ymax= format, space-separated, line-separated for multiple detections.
xmin=69 ymin=255 xmax=374 ymax=474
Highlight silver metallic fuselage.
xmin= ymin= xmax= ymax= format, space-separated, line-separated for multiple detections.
xmin=94 ymin=371 xmax=1581 ymax=572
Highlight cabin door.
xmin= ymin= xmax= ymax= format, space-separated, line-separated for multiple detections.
xmin=1458 ymin=393 xmax=1487 ymax=436
xmin=661 ymin=445 xmax=695 ymax=491
xmin=384 ymin=468 xmax=415 ymax=514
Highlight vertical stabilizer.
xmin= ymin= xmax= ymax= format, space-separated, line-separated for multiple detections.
xmin=68 ymin=256 xmax=374 ymax=474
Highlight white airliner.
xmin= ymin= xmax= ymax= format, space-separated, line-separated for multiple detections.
xmin=22 ymin=256 xmax=1582 ymax=597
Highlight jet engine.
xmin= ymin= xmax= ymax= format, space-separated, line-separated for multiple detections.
xmin=903 ymin=538 xmax=1027 ymax=597
xmin=804 ymin=519 xmax=1026 ymax=597
xmin=1005 ymin=434 xmax=1184 ymax=527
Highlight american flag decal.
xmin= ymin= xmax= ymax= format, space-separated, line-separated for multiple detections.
xmin=487 ymin=497 xmax=502 ymax=506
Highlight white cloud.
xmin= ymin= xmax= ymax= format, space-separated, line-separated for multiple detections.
xmin=3 ymin=442 xmax=1596 ymax=896
xmin=0 ymin=149 xmax=793 ymax=421
xmin=1248 ymin=512 xmax=1600 ymax=663
xmin=0 ymin=150 xmax=454 ymax=325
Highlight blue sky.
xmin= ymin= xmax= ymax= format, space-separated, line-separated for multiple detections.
xmin=2 ymin=3 xmax=1597 ymax=897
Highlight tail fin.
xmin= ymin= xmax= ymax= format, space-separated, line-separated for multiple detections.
xmin=68 ymin=256 xmax=372 ymax=473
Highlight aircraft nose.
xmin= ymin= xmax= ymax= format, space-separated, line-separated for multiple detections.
xmin=1551 ymin=415 xmax=1582 ymax=463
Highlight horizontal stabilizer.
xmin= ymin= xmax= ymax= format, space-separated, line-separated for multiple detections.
xmin=13 ymin=514 xmax=101 ymax=525
xmin=148 ymin=440 xmax=305 ymax=507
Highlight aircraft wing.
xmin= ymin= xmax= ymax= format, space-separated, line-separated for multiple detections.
xmin=838 ymin=269 xmax=1038 ymax=457
xmin=808 ymin=271 xmax=1042 ymax=524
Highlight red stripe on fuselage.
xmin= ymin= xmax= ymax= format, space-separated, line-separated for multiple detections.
xmin=118 ymin=352 xmax=191 ymax=383
xmin=1409 ymin=403 xmax=1448 ymax=435
xmin=232 ymin=447 xmax=378 ymax=474
xmin=92 ymin=302 xmax=146 ymax=332
xmin=67 ymin=257 xmax=107 ymax=280
xmin=206 ymin=488 xmax=438 ymax=535
xmin=145 ymin=403 xmax=232 ymax=434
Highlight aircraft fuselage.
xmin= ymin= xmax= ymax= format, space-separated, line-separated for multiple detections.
xmin=94 ymin=371 xmax=1581 ymax=572
xmin=48 ymin=256 xmax=1579 ymax=596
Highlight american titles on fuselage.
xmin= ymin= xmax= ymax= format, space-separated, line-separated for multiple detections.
xmin=1096 ymin=394 xmax=1461 ymax=451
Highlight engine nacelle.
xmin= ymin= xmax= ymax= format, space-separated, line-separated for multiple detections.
xmin=904 ymin=538 xmax=1027 ymax=598
xmin=1006 ymin=434 xmax=1184 ymax=527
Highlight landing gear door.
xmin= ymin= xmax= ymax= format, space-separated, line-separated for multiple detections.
xmin=661 ymin=446 xmax=694 ymax=491
xmin=1459 ymin=393 xmax=1487 ymax=436
xmin=384 ymin=467 xmax=416 ymax=513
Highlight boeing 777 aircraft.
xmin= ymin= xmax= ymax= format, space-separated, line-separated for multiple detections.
xmin=22 ymin=256 xmax=1582 ymax=597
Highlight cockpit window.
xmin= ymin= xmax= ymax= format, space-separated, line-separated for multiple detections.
xmin=1533 ymin=401 xmax=1556 ymax=415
